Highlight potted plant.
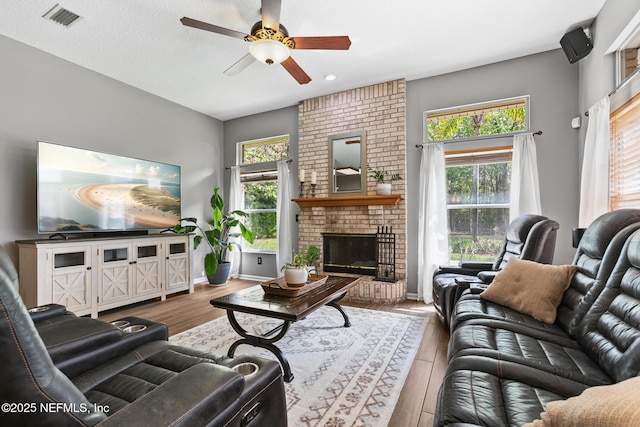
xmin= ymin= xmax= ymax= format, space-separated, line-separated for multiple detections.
xmin=367 ymin=165 xmax=402 ymax=195
xmin=282 ymin=245 xmax=320 ymax=286
xmin=171 ymin=187 xmax=254 ymax=285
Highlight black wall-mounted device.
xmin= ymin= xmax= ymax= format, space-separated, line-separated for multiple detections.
xmin=560 ymin=27 xmax=593 ymax=64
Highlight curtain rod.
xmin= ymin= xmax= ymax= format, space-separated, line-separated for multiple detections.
xmin=585 ymin=68 xmax=640 ymax=116
xmin=225 ymin=158 xmax=292 ymax=170
xmin=415 ymin=130 xmax=543 ymax=148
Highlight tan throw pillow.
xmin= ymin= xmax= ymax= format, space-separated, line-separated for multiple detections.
xmin=524 ymin=377 xmax=640 ymax=427
xmin=480 ymin=257 xmax=576 ymax=324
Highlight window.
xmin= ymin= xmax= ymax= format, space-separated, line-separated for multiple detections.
xmin=446 ymin=148 xmax=512 ymax=263
xmin=618 ymin=46 xmax=640 ymax=84
xmin=610 ymin=92 xmax=640 ymax=210
xmin=615 ymin=22 xmax=640 ymax=85
xmin=242 ymin=175 xmax=278 ymax=252
xmin=238 ymin=135 xmax=289 ymax=165
xmin=425 ymin=96 xmax=529 ymax=143
xmin=425 ymin=97 xmax=525 ymax=262
xmin=236 ymin=135 xmax=290 ymax=252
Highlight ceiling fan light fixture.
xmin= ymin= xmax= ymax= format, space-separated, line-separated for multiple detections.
xmin=250 ymin=39 xmax=290 ymax=65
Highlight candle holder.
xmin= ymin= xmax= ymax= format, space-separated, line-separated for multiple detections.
xmin=311 ymin=183 xmax=317 ymax=198
xmin=299 ymin=181 xmax=305 ymax=198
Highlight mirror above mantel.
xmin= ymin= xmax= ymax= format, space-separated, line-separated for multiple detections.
xmin=328 ymin=130 xmax=366 ymax=197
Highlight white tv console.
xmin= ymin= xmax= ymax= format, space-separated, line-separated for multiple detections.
xmin=16 ymin=234 xmax=193 ymax=318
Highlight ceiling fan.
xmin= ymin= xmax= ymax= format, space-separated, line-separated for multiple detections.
xmin=180 ymin=0 xmax=351 ymax=85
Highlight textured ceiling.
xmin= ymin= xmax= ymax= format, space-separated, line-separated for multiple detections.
xmin=0 ymin=0 xmax=606 ymax=121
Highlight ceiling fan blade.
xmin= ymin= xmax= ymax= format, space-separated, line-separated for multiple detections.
xmin=291 ymin=36 xmax=351 ymax=50
xmin=281 ymin=57 xmax=311 ymax=85
xmin=224 ymin=53 xmax=256 ymax=76
xmin=261 ymin=0 xmax=282 ymax=31
xmin=180 ymin=17 xmax=249 ymax=40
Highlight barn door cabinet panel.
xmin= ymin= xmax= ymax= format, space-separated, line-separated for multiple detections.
xmin=17 ymin=235 xmax=192 ymax=318
xmin=164 ymin=238 xmax=190 ymax=296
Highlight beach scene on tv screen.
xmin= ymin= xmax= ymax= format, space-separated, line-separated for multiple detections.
xmin=38 ymin=142 xmax=181 ymax=232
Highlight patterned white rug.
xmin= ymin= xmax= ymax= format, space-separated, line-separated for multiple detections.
xmin=170 ymin=306 xmax=428 ymax=427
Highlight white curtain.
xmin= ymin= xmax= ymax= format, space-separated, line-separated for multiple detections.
xmin=510 ymin=132 xmax=541 ymax=221
xmin=417 ymin=142 xmax=449 ymax=304
xmin=579 ymin=97 xmax=610 ymax=228
xmin=228 ymin=166 xmax=242 ymax=278
xmin=276 ymin=160 xmax=292 ymax=275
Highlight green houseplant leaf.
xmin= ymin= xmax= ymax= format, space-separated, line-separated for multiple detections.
xmin=204 ymin=252 xmax=218 ymax=278
xmin=283 ymin=245 xmax=320 ymax=270
xmin=171 ymin=187 xmax=255 ymax=281
xmin=366 ymin=165 xmax=403 ymax=183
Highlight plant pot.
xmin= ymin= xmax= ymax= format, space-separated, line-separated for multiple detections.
xmin=376 ymin=182 xmax=392 ymax=195
xmin=284 ymin=266 xmax=308 ymax=287
xmin=207 ymin=262 xmax=231 ymax=285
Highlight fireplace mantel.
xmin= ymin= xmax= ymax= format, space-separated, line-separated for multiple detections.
xmin=292 ymin=194 xmax=402 ymax=208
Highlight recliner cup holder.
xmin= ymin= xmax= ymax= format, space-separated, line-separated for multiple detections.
xmin=111 ymin=320 xmax=130 ymax=329
xmin=28 ymin=306 xmax=50 ymax=313
xmin=233 ymin=362 xmax=259 ymax=378
xmin=122 ymin=324 xmax=147 ymax=333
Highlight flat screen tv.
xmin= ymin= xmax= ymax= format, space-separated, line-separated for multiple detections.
xmin=37 ymin=141 xmax=181 ymax=234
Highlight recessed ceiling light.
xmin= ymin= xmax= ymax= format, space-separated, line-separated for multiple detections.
xmin=324 ymin=74 xmax=337 ymax=81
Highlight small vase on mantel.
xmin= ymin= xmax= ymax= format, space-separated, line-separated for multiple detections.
xmin=376 ymin=183 xmax=392 ymax=195
xmin=368 ymin=166 xmax=401 ymax=195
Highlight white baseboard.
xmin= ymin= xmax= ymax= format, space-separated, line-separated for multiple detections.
xmin=406 ymin=292 xmax=419 ymax=301
xmin=194 ymin=275 xmax=272 ymax=285
xmin=193 ymin=277 xmax=208 ymax=285
xmin=237 ymin=274 xmax=272 ymax=282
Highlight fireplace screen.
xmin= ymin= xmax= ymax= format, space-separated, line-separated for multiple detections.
xmin=322 ymin=233 xmax=377 ymax=275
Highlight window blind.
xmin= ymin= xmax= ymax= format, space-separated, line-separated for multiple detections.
xmin=445 ymin=147 xmax=512 ymax=167
xmin=240 ymin=170 xmax=278 ymax=183
xmin=610 ymin=92 xmax=640 ymax=209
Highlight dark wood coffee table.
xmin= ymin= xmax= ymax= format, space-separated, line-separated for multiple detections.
xmin=210 ymin=275 xmax=360 ymax=382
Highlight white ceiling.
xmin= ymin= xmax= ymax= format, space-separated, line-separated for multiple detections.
xmin=0 ymin=0 xmax=606 ymax=121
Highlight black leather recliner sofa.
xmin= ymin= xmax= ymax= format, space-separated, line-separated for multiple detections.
xmin=0 ymin=246 xmax=287 ymax=427
xmin=434 ymin=208 xmax=640 ymax=426
xmin=432 ymin=214 xmax=559 ymax=327
xmin=30 ymin=304 xmax=170 ymax=379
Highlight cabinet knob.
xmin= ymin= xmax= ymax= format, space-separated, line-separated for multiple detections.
xmin=86 ymin=266 xmax=92 ymax=270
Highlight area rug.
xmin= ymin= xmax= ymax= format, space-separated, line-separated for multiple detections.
xmin=169 ymin=306 xmax=428 ymax=427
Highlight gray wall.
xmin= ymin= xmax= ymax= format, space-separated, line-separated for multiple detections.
xmin=578 ymin=1 xmax=640 ymax=146
xmin=223 ymin=106 xmax=299 ymax=279
xmin=0 ymin=34 xmax=224 ymax=281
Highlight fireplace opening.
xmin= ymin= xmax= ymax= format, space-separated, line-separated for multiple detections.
xmin=322 ymin=233 xmax=376 ymax=275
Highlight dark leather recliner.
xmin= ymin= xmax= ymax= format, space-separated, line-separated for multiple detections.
xmin=434 ymin=209 xmax=640 ymax=426
xmin=432 ymin=214 xmax=559 ymax=327
xmin=449 ymin=208 xmax=640 ymax=333
xmin=0 ymin=246 xmax=287 ymax=427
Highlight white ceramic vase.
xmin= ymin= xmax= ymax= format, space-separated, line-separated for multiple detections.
xmin=284 ymin=266 xmax=308 ymax=286
xmin=376 ymin=182 xmax=392 ymax=195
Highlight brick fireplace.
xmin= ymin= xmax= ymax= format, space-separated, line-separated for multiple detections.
xmin=296 ymin=79 xmax=407 ymax=304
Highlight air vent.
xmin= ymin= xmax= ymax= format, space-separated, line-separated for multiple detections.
xmin=43 ymin=4 xmax=82 ymax=27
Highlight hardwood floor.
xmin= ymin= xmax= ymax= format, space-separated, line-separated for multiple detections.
xmin=99 ymin=278 xmax=449 ymax=426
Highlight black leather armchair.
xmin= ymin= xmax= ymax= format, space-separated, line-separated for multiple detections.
xmin=432 ymin=214 xmax=559 ymax=327
xmin=0 ymin=247 xmax=287 ymax=427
